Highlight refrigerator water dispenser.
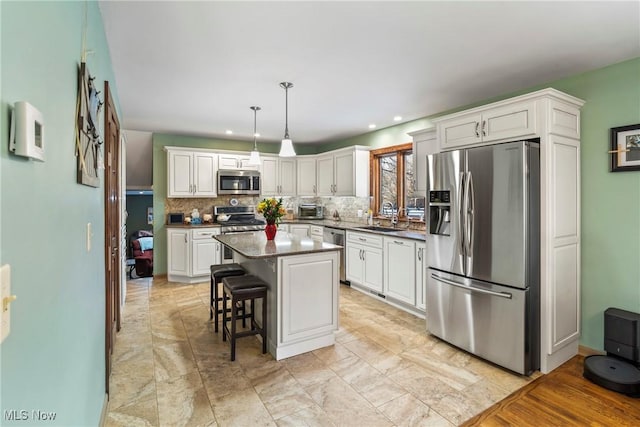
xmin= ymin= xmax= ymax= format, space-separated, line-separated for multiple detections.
xmin=429 ymin=190 xmax=450 ymax=235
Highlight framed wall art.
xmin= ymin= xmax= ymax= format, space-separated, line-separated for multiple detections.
xmin=76 ymin=62 xmax=103 ymax=187
xmin=610 ymin=123 xmax=640 ymax=172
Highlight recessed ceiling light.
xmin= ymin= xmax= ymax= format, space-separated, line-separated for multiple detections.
xmin=254 ymin=133 xmax=260 ymax=137
xmin=393 ymin=116 xmax=402 ymax=121
xmin=225 ymin=130 xmax=233 ymax=135
xmin=368 ymin=124 xmax=376 ymax=129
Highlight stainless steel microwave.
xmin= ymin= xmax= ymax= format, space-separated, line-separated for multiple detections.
xmin=217 ymin=169 xmax=261 ymax=195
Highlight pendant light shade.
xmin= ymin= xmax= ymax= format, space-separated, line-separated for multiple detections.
xmin=279 ymin=82 xmax=296 ymax=157
xmin=248 ymin=106 xmax=261 ymax=165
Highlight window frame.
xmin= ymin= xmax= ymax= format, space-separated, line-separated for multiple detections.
xmin=369 ymin=142 xmax=415 ymax=219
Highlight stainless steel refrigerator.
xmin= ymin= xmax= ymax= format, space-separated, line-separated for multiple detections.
xmin=425 ymin=140 xmax=539 ymax=375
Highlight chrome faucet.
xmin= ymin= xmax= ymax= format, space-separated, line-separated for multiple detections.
xmin=382 ymin=202 xmax=398 ymax=227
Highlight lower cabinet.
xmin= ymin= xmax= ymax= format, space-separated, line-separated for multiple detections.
xmin=345 ymin=232 xmax=383 ymax=293
xmin=384 ymin=237 xmax=416 ymax=305
xmin=289 ymin=224 xmax=310 ymax=239
xmin=346 ymin=231 xmax=426 ymax=315
xmin=167 ymin=227 xmax=221 ymax=283
xmin=415 ymin=242 xmax=426 ymax=311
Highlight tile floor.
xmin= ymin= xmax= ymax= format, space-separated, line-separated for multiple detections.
xmin=105 ymin=276 xmax=536 ymax=427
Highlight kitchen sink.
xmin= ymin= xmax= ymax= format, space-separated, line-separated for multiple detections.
xmin=354 ymin=226 xmax=399 ymax=233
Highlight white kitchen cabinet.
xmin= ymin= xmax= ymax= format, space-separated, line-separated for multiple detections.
xmin=432 ymin=88 xmax=585 ymax=374
xmin=167 ymin=228 xmax=190 ymax=278
xmin=296 ymin=156 xmax=317 ymax=196
xmin=415 ymin=242 xmax=426 ymax=311
xmin=435 ymin=99 xmax=536 ymax=150
xmin=166 ymin=149 xmax=218 ymax=198
xmin=408 ymin=128 xmax=437 ymax=194
xmin=218 ymin=153 xmax=259 ymax=170
xmin=191 ymin=228 xmax=221 ymax=277
xmin=261 ymin=155 xmax=296 ymax=196
xmin=289 ymin=224 xmax=310 ymax=239
xmin=167 ymin=227 xmax=221 ymax=283
xmin=277 ymin=251 xmax=339 ymax=351
xmin=278 ymin=223 xmax=290 ymax=233
xmin=309 ymin=225 xmax=324 ymax=242
xmin=316 ymin=146 xmax=369 ymax=197
xmin=346 ymin=231 xmax=383 ymax=293
xmin=384 ymin=237 xmax=416 ymax=305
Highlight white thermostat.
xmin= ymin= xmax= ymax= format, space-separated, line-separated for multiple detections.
xmin=9 ymin=101 xmax=45 ymax=162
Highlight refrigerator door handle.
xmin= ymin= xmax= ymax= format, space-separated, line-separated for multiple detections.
xmin=465 ymin=171 xmax=475 ymax=255
xmin=458 ymin=171 xmax=466 ymax=258
xmin=430 ymin=273 xmax=513 ymax=299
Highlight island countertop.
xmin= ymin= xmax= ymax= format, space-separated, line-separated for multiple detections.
xmin=214 ymin=231 xmax=342 ymax=259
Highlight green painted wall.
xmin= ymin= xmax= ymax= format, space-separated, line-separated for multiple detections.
xmin=1 ymin=2 xmax=119 ymax=425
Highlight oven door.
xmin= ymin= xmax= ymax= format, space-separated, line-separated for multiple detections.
xmin=220 ymin=231 xmax=254 ymax=263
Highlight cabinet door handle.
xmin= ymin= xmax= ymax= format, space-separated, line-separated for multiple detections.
xmin=362 ymin=250 xmax=365 ymax=261
xmin=393 ymin=240 xmax=404 ymax=245
xmin=313 ymin=184 xmax=316 ymax=194
xmin=482 ymin=120 xmax=487 ymax=136
xmin=475 ymin=122 xmax=480 ymax=138
xmin=184 ymin=235 xmax=187 ymax=243
xmin=358 ymin=237 xmax=366 ymax=242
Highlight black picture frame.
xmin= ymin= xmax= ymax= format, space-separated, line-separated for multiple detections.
xmin=611 ymin=124 xmax=640 ymax=172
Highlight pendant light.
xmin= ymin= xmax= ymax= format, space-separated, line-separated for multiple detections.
xmin=248 ymin=106 xmax=261 ymax=165
xmin=279 ymin=82 xmax=296 ymax=157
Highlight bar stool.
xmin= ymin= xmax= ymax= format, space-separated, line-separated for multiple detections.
xmin=210 ymin=263 xmax=246 ymax=333
xmin=221 ymin=275 xmax=268 ymax=361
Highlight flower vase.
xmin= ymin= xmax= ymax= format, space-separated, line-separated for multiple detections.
xmin=265 ymin=222 xmax=277 ymax=240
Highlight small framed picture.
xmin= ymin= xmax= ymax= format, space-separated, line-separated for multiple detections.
xmin=610 ymin=124 xmax=640 ymax=172
xmin=147 ymin=207 xmax=153 ymax=224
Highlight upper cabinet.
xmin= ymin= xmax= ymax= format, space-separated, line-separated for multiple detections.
xmin=261 ymin=155 xmax=296 ymax=197
xmin=296 ymin=156 xmax=317 ymax=196
xmin=408 ymin=128 xmax=437 ymax=194
xmin=435 ymin=99 xmax=537 ymax=150
xmin=167 ymin=148 xmax=218 ymax=198
xmin=218 ymin=153 xmax=260 ymax=171
xmin=317 ymin=146 xmax=369 ymax=197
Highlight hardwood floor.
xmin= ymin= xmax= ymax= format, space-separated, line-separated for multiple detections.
xmin=462 ymin=355 xmax=640 ymax=426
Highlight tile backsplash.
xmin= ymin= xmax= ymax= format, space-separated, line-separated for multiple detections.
xmin=164 ymin=195 xmax=425 ymax=230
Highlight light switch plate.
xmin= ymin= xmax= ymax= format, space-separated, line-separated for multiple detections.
xmin=1 ymin=264 xmax=12 ymax=343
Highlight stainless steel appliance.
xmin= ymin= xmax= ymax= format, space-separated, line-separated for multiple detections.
xmin=217 ymin=170 xmax=261 ymax=195
xmin=425 ymin=140 xmax=540 ymax=375
xmin=323 ymin=226 xmax=346 ymax=283
xmin=214 ymin=206 xmax=266 ymax=263
xmin=298 ymin=204 xmax=324 ymax=219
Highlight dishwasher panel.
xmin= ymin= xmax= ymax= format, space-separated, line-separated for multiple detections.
xmin=323 ymin=226 xmax=346 ymax=283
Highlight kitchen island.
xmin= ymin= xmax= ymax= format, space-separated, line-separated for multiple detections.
xmin=214 ymin=231 xmax=342 ymax=360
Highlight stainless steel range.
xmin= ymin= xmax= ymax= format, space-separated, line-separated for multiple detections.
xmin=214 ymin=206 xmax=266 ymax=263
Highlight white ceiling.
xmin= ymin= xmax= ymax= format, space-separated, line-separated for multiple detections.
xmin=99 ymin=1 xmax=640 ymax=146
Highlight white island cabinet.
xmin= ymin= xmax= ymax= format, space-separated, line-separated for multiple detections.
xmin=215 ymin=232 xmax=340 ymax=360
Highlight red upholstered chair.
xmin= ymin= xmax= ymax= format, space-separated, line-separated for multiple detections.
xmin=130 ymin=233 xmax=153 ymax=277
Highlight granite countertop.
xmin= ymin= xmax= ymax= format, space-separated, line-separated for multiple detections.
xmin=165 ymin=223 xmax=221 ymax=228
xmin=164 ymin=218 xmax=425 ymax=241
xmin=214 ymin=232 xmax=342 ymax=259
xmin=281 ymin=219 xmax=426 ymax=241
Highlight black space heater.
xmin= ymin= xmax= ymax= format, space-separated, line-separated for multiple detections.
xmin=583 ymin=307 xmax=640 ymax=397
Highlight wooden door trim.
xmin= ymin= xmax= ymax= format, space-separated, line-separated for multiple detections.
xmin=103 ymin=80 xmax=121 ymax=395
